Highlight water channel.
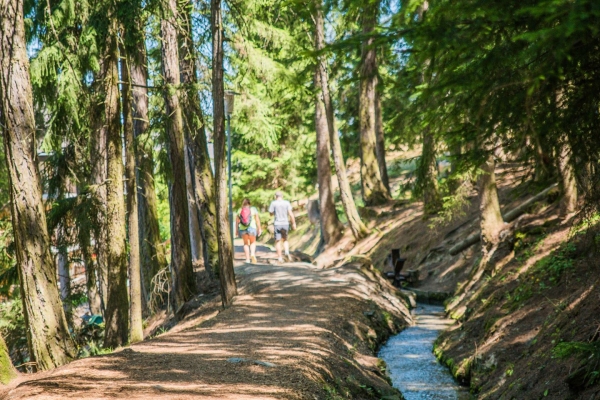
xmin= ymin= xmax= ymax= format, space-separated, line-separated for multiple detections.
xmin=379 ymin=304 xmax=471 ymax=400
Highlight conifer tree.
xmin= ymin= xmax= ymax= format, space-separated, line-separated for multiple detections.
xmin=160 ymin=0 xmax=197 ymax=310
xmin=129 ymin=18 xmax=168 ymax=303
xmin=103 ymin=15 xmax=129 ymax=348
xmin=313 ymin=0 xmax=369 ymax=239
xmin=315 ymin=69 xmax=344 ymax=246
xmin=212 ymin=0 xmax=237 ymax=306
xmin=358 ymin=0 xmax=391 ymax=206
xmin=0 ymin=0 xmax=77 ymax=369
xmin=374 ymin=78 xmax=390 ymax=192
xmin=120 ymin=42 xmax=143 ymax=343
xmin=179 ymin=0 xmax=219 ymax=276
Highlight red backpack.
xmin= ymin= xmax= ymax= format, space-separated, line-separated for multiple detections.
xmin=239 ymin=206 xmax=252 ymax=227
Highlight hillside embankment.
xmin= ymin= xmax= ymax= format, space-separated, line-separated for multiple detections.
xmin=294 ymin=160 xmax=600 ymax=399
xmin=334 ymin=160 xmax=600 ymax=399
xmin=1 ymin=255 xmax=411 ymax=400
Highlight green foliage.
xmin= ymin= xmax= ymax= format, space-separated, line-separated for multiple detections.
xmin=0 ymin=300 xmax=28 ymax=367
xmin=553 ymin=341 xmax=600 ymax=388
xmin=76 ymin=315 xmax=106 ymax=358
xmin=505 ymin=241 xmax=576 ymax=310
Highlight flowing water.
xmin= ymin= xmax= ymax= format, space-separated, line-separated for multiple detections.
xmin=379 ymin=304 xmax=471 ymax=400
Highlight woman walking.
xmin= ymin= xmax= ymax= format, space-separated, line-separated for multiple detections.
xmin=236 ymin=198 xmax=262 ymax=263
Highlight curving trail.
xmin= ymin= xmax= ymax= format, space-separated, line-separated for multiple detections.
xmin=2 ymin=242 xmax=410 ymax=400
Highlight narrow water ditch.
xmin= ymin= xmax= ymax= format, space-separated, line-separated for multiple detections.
xmin=379 ymin=303 xmax=471 ymax=400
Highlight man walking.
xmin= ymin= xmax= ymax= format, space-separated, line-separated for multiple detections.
xmin=269 ymin=191 xmax=296 ymax=263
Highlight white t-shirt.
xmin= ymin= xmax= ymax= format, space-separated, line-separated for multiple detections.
xmin=269 ymin=199 xmax=292 ymax=226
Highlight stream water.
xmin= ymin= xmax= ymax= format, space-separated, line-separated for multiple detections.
xmin=379 ymin=304 xmax=470 ymax=400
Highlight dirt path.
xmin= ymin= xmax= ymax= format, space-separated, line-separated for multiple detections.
xmin=2 ymin=243 xmax=411 ymax=400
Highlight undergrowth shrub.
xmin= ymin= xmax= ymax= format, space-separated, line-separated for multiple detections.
xmin=505 ymin=242 xmax=576 ymax=311
xmin=553 ymin=341 xmax=600 ymax=389
xmin=0 ymin=299 xmax=28 ymax=368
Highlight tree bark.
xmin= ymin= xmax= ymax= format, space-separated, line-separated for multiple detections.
xmin=478 ymin=153 xmax=504 ymax=247
xmin=90 ymin=74 xmax=108 ymax=313
xmin=0 ymin=335 xmax=15 ymax=384
xmin=448 ymin=183 xmax=557 ymax=255
xmin=77 ymin=214 xmax=102 ymax=315
xmin=161 ymin=0 xmax=196 ymax=311
xmin=212 ymin=0 xmax=237 ymax=306
xmin=0 ymin=0 xmax=77 ymax=369
xmin=130 ymin=33 xmax=167 ymax=305
xmin=557 ymin=138 xmax=577 ymax=216
xmin=121 ymin=47 xmax=143 ymax=343
xmin=358 ymin=5 xmax=391 ymax=206
xmin=184 ymin=141 xmax=204 ymax=268
xmin=179 ymin=0 xmax=219 ymax=277
xmin=415 ymin=1 xmax=440 ymax=213
xmin=420 ymin=128 xmax=440 ymax=213
xmin=103 ymin=19 xmax=129 ymax=348
xmin=374 ymin=75 xmax=390 ymax=192
xmin=313 ymin=1 xmax=369 ymax=240
xmin=315 ymin=70 xmax=343 ymax=246
xmin=57 ymin=241 xmax=70 ymax=303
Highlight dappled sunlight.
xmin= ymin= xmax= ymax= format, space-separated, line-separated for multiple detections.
xmin=6 ymin=259 xmax=411 ymax=399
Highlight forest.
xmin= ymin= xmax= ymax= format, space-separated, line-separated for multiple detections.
xmin=0 ymin=0 xmax=600 ymax=398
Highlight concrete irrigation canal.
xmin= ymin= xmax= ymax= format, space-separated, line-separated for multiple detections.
xmin=379 ymin=304 xmax=471 ymax=400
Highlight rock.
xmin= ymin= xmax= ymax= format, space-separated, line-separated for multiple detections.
xmin=399 ymin=290 xmax=417 ymax=308
xmin=227 ymin=357 xmax=247 ymax=364
xmin=253 ymin=360 xmax=277 ymax=368
xmin=363 ymin=310 xmax=376 ymax=317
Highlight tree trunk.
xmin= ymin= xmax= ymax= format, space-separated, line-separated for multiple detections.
xmin=313 ymin=1 xmax=369 ymax=240
xmin=212 ymin=0 xmax=237 ymax=306
xmin=121 ymin=48 xmax=143 ymax=343
xmin=130 ymin=33 xmax=167 ymax=305
xmin=420 ymin=128 xmax=440 ymax=213
xmin=90 ymin=75 xmax=108 ymax=313
xmin=374 ymin=75 xmax=390 ymax=192
xmin=77 ymin=216 xmax=102 ymax=315
xmin=179 ymin=0 xmax=219 ymax=277
xmin=358 ymin=6 xmax=391 ymax=206
xmin=449 ymin=184 xmax=557 ymax=255
xmin=103 ymin=20 xmax=129 ymax=348
xmin=533 ymin=135 xmax=553 ymax=183
xmin=478 ymin=153 xmax=504 ymax=247
xmin=557 ymin=138 xmax=577 ymax=216
xmin=161 ymin=0 xmax=196 ymax=311
xmin=0 ymin=0 xmax=77 ymax=369
xmin=184 ymin=142 xmax=204 ymax=269
xmin=57 ymin=239 xmax=70 ymax=303
xmin=315 ymin=70 xmax=343 ymax=247
xmin=0 ymin=335 xmax=15 ymax=384
xmin=415 ymin=1 xmax=440 ymax=213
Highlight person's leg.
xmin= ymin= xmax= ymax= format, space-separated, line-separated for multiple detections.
xmin=242 ymin=233 xmax=250 ymax=262
xmin=249 ymin=233 xmax=257 ymax=263
xmin=284 ymin=240 xmax=290 ymax=256
xmin=275 ymin=239 xmax=282 ymax=261
xmin=274 ymin=226 xmax=283 ymax=262
xmin=281 ymin=226 xmax=290 ymax=260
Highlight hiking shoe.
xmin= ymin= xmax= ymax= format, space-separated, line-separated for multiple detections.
xmin=245 ymin=258 xmax=250 ymax=263
xmin=251 ymin=256 xmax=257 ymax=264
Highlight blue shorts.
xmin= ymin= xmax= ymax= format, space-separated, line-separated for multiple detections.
xmin=274 ymin=224 xmax=289 ymax=241
xmin=239 ymin=227 xmax=257 ymax=237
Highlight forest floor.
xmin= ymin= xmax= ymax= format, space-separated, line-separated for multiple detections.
xmin=1 ymin=245 xmax=411 ymax=400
